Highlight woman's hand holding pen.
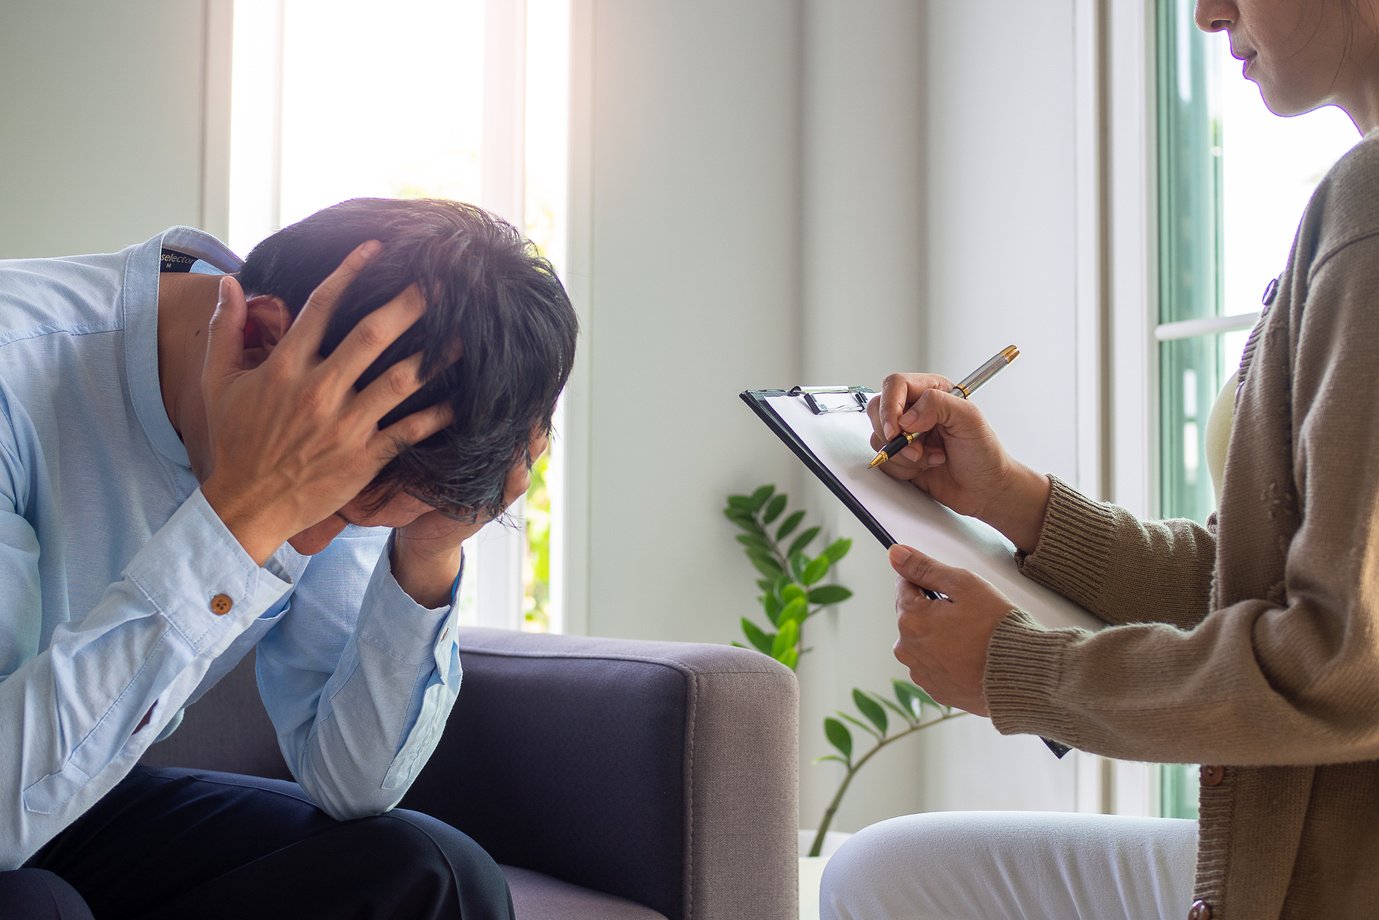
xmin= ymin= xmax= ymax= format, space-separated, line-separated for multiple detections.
xmin=866 ymin=372 xmax=1051 ymax=555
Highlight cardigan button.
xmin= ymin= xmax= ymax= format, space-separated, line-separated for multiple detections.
xmin=209 ymin=593 xmax=234 ymax=616
xmin=1200 ymin=764 xmax=1225 ymax=787
xmin=1188 ymin=899 xmax=1212 ymax=920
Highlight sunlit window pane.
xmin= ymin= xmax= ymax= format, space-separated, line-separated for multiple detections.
xmin=1219 ymin=51 xmax=1356 ymax=316
xmin=277 ymin=0 xmax=485 ymax=223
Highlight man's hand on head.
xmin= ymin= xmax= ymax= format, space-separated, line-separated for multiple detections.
xmin=391 ymin=429 xmax=549 ymax=608
xmin=198 ymin=242 xmax=453 ymax=565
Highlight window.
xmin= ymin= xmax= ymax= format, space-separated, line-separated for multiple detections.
xmin=1153 ymin=0 xmax=1355 ymax=819
xmin=228 ymin=0 xmax=571 ymax=632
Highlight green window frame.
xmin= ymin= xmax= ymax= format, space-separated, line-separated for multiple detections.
xmin=1155 ymin=0 xmax=1225 ymax=821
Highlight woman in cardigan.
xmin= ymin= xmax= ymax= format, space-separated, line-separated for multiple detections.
xmin=823 ymin=1 xmax=1379 ymax=917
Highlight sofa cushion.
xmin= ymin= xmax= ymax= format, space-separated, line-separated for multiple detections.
xmin=502 ymin=865 xmax=668 ymax=920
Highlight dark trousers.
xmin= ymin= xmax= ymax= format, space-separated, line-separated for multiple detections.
xmin=2 ymin=766 xmax=514 ymax=920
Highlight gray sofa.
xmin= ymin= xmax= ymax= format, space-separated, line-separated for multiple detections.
xmin=140 ymin=627 xmax=800 ymax=920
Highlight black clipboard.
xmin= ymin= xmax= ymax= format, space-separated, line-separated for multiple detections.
xmin=741 ymin=385 xmax=1074 ymax=760
xmin=741 ymin=387 xmax=895 ymax=548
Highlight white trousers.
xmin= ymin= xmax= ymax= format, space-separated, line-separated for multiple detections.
xmin=818 ymin=812 xmax=1198 ymax=920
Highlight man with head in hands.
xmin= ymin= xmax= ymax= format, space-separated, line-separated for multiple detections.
xmin=0 ymin=198 xmax=578 ymax=920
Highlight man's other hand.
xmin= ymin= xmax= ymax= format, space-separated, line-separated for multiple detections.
xmin=390 ymin=429 xmax=549 ymax=608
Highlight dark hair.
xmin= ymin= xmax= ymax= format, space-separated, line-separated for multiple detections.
xmin=237 ymin=198 xmax=578 ymax=521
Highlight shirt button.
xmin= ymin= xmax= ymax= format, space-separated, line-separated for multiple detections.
xmin=1188 ymin=899 xmax=1212 ymax=920
xmin=210 ymin=594 xmax=234 ymax=616
xmin=1200 ymin=764 xmax=1225 ymax=787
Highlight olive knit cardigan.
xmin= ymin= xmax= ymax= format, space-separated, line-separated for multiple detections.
xmin=984 ymin=132 xmax=1379 ymax=918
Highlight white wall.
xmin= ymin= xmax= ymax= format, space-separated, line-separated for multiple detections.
xmin=909 ymin=0 xmax=1086 ymax=818
xmin=0 ymin=1 xmax=221 ymax=258
xmin=570 ymin=0 xmax=805 ymax=648
xmin=573 ymin=0 xmax=1095 ymax=832
xmin=794 ymin=0 xmax=931 ymax=836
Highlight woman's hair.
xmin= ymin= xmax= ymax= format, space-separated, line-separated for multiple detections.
xmin=237 ymin=197 xmax=579 ymax=521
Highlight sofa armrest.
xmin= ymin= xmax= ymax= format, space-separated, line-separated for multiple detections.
xmin=397 ymin=628 xmax=799 ymax=920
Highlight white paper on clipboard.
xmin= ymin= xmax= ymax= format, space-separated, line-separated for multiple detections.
xmin=744 ymin=388 xmax=1101 ymax=632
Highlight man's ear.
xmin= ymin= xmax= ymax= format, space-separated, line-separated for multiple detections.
xmin=243 ymin=295 xmax=292 ymax=360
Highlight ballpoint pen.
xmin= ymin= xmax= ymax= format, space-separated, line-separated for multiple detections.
xmin=868 ymin=345 xmax=1020 ymax=469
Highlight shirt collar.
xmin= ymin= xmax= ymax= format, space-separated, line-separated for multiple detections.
xmin=123 ymin=227 xmax=243 ymax=470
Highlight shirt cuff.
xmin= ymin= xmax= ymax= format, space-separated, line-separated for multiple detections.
xmin=123 ymin=488 xmax=292 ymax=657
xmin=354 ymin=541 xmax=462 ymax=684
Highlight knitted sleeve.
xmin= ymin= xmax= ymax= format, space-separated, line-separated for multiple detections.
xmin=984 ymin=143 xmax=1379 ymax=765
xmin=1015 ymin=476 xmax=1216 ymax=630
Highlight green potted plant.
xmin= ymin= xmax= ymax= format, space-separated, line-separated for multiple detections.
xmin=723 ymin=484 xmax=965 ymax=859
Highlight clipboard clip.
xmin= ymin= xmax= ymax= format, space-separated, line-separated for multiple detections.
xmin=786 ymin=385 xmax=872 ymax=415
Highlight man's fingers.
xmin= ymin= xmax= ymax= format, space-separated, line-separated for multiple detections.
xmin=355 ymin=349 xmax=430 ymax=422
xmin=322 ymin=284 xmax=429 ymax=390
xmin=371 ymin=402 xmax=453 ymax=461
xmin=204 ymin=275 xmax=248 ymax=382
xmin=277 ymin=239 xmax=383 ymax=360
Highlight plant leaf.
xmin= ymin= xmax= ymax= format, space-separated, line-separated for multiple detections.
xmin=747 ymin=550 xmax=785 ymax=579
xmin=824 ymin=717 xmax=853 ymax=760
xmin=802 ymin=555 xmax=831 ymax=586
xmin=814 ymin=754 xmax=850 ymax=767
xmin=735 ymin=533 xmax=772 ymax=553
xmin=748 ymin=484 xmax=775 ymax=511
xmin=777 ymin=596 xmax=808 ymax=626
xmin=879 ymin=697 xmax=918 ymax=725
xmin=788 ymin=526 xmax=821 ymax=558
xmin=740 ymin=618 xmax=773 ymax=654
xmin=807 ymin=585 xmax=852 ymax=605
xmin=762 ymin=493 xmax=788 ymax=525
xmin=762 ymin=592 xmax=782 ymax=625
xmin=853 ymin=689 xmax=889 ymax=735
xmin=772 ymin=618 xmax=800 ymax=659
xmin=780 ymin=583 xmax=806 ymax=604
xmin=840 ymin=712 xmax=882 ymax=740
xmin=779 ymin=647 xmax=799 ymax=670
xmin=776 ymin=509 xmax=805 ymax=541
xmin=790 ymin=552 xmax=808 ymax=581
xmin=723 ymin=508 xmax=761 ymax=531
xmin=823 ymin=537 xmax=853 ymax=563
xmin=893 ymin=679 xmax=939 ymax=717
xmin=755 ymin=578 xmax=774 ymax=594
xmin=726 ymin=495 xmax=754 ymax=511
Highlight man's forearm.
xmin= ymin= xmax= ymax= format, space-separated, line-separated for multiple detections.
xmin=390 ymin=541 xmax=462 ymax=610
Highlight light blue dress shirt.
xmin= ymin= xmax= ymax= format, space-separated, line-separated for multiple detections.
xmin=0 ymin=228 xmax=463 ymax=869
